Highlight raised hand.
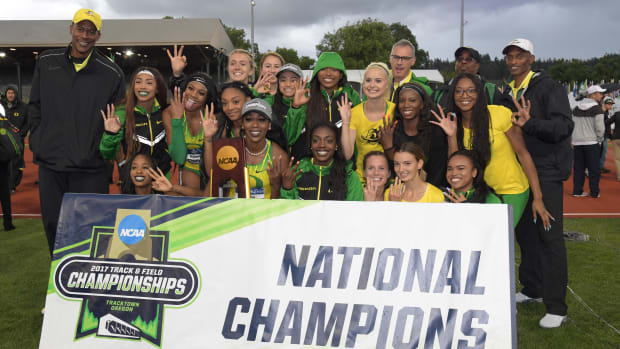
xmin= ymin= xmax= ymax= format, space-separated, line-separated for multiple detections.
xmin=148 ymin=167 xmax=173 ymax=192
xmin=336 ymin=92 xmax=352 ymax=125
xmin=169 ymin=87 xmax=185 ymax=119
xmin=253 ymin=73 xmax=274 ymax=93
xmin=201 ymin=102 xmax=219 ymax=139
xmin=388 ymin=177 xmax=404 ymax=201
xmin=378 ymin=113 xmax=397 ymax=150
xmin=266 ymin=155 xmax=283 ymax=188
xmin=430 ymin=105 xmax=457 ymax=138
xmin=511 ymin=95 xmax=532 ymax=127
xmin=292 ymin=76 xmax=311 ymax=108
xmin=100 ymin=104 xmax=121 ymax=133
xmin=166 ymin=44 xmax=187 ymax=77
xmin=281 ymin=156 xmax=302 ymax=190
xmin=363 ymin=179 xmax=382 ymax=201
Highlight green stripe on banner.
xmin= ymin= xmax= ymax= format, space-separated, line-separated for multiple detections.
xmin=153 ymin=199 xmax=314 ymax=252
xmin=151 ymin=197 xmax=213 ymax=220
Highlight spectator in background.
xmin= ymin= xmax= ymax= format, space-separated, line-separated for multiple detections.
xmin=606 ymin=99 xmax=620 ymax=181
xmin=0 ymin=104 xmax=15 ymax=231
xmin=388 ymin=39 xmax=433 ymax=102
xmin=600 ymin=96 xmax=614 ymax=173
xmin=432 ymin=46 xmax=504 ymax=109
xmin=571 ymin=85 xmax=606 ymax=198
xmin=1 ymin=85 xmax=29 ymax=192
xmin=28 ymin=8 xmax=125 ymax=255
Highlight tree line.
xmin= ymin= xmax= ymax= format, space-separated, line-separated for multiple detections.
xmin=224 ymin=18 xmax=619 ymax=84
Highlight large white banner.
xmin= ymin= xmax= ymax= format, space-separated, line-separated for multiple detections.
xmin=40 ymin=195 xmax=516 ymax=349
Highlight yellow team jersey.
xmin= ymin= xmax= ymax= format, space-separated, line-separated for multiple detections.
xmin=350 ymin=101 xmax=396 ymax=178
xmin=383 ymin=183 xmax=445 ymax=203
xmin=222 ymin=140 xmax=273 ymax=199
xmin=463 ymin=105 xmax=529 ymax=195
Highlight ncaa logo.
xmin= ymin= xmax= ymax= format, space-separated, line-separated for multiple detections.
xmin=118 ymin=215 xmax=146 ymax=245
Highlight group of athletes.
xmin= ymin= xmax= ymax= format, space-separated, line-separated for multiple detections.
xmin=24 ymin=9 xmax=575 ymax=329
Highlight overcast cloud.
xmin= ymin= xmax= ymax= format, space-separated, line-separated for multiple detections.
xmin=2 ymin=0 xmax=619 ymax=60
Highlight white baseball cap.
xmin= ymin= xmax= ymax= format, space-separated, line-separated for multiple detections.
xmin=586 ymin=85 xmax=606 ymax=95
xmin=502 ymin=38 xmax=534 ymax=55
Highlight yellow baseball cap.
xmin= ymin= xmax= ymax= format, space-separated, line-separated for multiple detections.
xmin=72 ymin=8 xmax=101 ymax=31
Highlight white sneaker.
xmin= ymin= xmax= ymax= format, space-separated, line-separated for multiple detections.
xmin=515 ymin=292 xmax=542 ymax=303
xmin=539 ymin=313 xmax=567 ymax=328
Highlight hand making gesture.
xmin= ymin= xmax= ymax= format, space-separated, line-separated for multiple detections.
xmin=101 ymin=104 xmax=121 ymax=134
xmin=147 ymin=167 xmax=173 ymax=192
xmin=169 ymin=87 xmax=185 ymax=120
xmin=430 ymin=105 xmax=457 ymax=138
xmin=292 ymin=76 xmax=311 ymax=108
xmin=377 ymin=113 xmax=397 ymax=150
xmin=336 ymin=92 xmax=352 ymax=125
xmin=166 ymin=44 xmax=187 ymax=77
xmin=201 ymin=103 xmax=219 ymax=140
xmin=388 ymin=176 xmax=405 ymax=201
xmin=511 ymin=95 xmax=532 ymax=128
xmin=280 ymin=156 xmax=302 ymax=190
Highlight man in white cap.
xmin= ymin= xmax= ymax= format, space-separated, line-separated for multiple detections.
xmin=571 ymin=85 xmax=606 ymax=198
xmin=502 ymin=38 xmax=574 ymax=328
xmin=28 ymin=8 xmax=125 ymax=256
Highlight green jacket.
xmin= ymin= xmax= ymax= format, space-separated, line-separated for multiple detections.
xmin=281 ymin=158 xmax=363 ymax=201
xmin=263 ymin=94 xmax=307 ymax=146
xmin=390 ymin=71 xmax=433 ymax=102
xmin=99 ymin=101 xmax=164 ymax=160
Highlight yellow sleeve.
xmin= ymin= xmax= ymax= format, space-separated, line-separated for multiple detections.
xmin=488 ymin=105 xmax=513 ymax=133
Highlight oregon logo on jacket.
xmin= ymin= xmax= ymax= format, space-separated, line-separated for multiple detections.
xmin=53 ymin=209 xmax=200 ymax=347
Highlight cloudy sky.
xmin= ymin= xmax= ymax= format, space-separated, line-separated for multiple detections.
xmin=2 ymin=0 xmax=619 ymax=60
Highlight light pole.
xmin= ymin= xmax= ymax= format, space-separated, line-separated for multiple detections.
xmin=460 ymin=0 xmax=464 ymax=47
xmin=250 ymin=0 xmax=255 ymax=57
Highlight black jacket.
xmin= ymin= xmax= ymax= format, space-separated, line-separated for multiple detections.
xmin=1 ymin=92 xmax=29 ymax=139
xmin=29 ymin=46 xmax=125 ymax=172
xmin=502 ymin=70 xmax=574 ymax=182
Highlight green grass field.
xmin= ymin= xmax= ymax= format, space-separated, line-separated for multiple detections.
xmin=1 ymin=218 xmax=619 ymax=348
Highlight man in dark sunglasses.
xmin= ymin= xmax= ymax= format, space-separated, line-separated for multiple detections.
xmin=432 ymin=46 xmax=503 ymax=109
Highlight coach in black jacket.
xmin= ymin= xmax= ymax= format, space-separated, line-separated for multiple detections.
xmin=501 ymin=39 xmax=574 ymax=328
xmin=29 ymin=9 xmax=125 ymax=255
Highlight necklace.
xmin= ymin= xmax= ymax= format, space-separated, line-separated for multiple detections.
xmin=245 ymin=141 xmax=268 ymax=157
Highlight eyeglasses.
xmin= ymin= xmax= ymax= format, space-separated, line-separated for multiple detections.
xmin=390 ymin=54 xmax=413 ymax=62
xmin=456 ymin=56 xmax=476 ymax=63
xmin=455 ymin=88 xmax=478 ymax=96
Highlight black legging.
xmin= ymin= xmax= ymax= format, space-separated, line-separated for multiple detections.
xmin=0 ymin=160 xmax=13 ymax=230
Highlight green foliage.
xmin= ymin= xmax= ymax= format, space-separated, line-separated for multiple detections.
xmin=161 ymin=16 xmax=174 ymax=19
xmin=298 ymin=56 xmax=316 ymax=70
xmin=316 ymin=18 xmax=428 ymax=69
xmin=223 ymin=24 xmax=259 ymax=55
xmin=275 ymin=47 xmax=300 ymax=65
xmin=389 ymin=22 xmax=429 ymax=68
xmin=430 ymin=52 xmax=620 ymax=85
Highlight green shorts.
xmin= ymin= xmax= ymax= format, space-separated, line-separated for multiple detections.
xmin=499 ymin=188 xmax=530 ymax=229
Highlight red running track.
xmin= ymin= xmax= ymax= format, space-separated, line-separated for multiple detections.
xmin=5 ymin=144 xmax=620 ymax=219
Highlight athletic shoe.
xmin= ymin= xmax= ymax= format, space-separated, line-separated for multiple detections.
xmin=601 ymin=168 xmax=610 ymax=173
xmin=539 ymin=313 xmax=567 ymax=328
xmin=515 ymin=292 xmax=542 ymax=303
xmin=591 ymin=193 xmax=600 ymax=198
xmin=571 ymin=192 xmax=588 ymax=197
xmin=4 ymin=223 xmax=15 ymax=231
